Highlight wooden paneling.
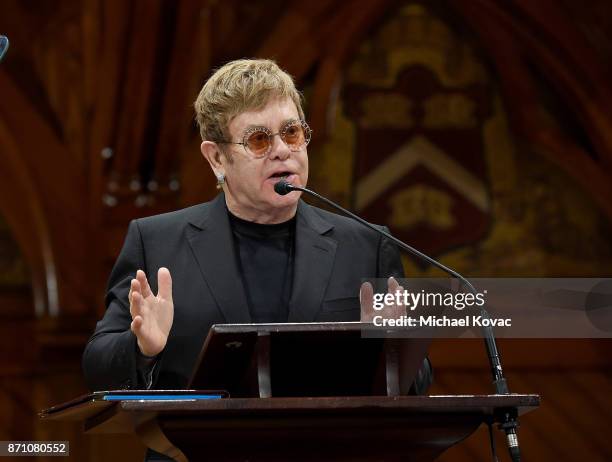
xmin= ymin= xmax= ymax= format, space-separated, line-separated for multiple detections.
xmin=430 ymin=340 xmax=612 ymax=461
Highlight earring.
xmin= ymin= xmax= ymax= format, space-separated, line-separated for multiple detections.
xmin=216 ymin=173 xmax=225 ymax=190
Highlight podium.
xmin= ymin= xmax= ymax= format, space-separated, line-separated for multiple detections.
xmin=42 ymin=323 xmax=540 ymax=461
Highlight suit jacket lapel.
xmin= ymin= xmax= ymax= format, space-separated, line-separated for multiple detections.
xmin=288 ymin=201 xmax=337 ymax=322
xmin=186 ymin=194 xmax=251 ymax=323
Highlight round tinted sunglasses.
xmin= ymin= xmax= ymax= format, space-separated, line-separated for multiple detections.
xmin=216 ymin=119 xmax=312 ymax=158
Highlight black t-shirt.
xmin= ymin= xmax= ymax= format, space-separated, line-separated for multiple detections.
xmin=229 ymin=211 xmax=296 ymax=323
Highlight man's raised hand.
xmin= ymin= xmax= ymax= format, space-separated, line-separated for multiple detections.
xmin=360 ymin=276 xmax=406 ymax=322
xmin=129 ymin=267 xmax=174 ymax=357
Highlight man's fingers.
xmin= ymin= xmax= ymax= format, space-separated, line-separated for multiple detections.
xmin=395 ymin=284 xmax=405 ymax=304
xmin=387 ymin=277 xmax=407 ymax=317
xmin=360 ymin=281 xmax=375 ymax=321
xmin=360 ymin=281 xmax=374 ymax=305
xmin=130 ymin=278 xmax=141 ymax=297
xmin=157 ymin=267 xmax=173 ymax=301
xmin=395 ymin=285 xmax=407 ymax=316
xmin=388 ymin=276 xmax=405 ymax=304
xmin=129 ymin=279 xmax=141 ymax=315
xmin=388 ymin=276 xmax=401 ymax=294
xmin=131 ymin=315 xmax=143 ymax=334
xmin=131 ymin=291 xmax=144 ymax=318
xmin=136 ymin=270 xmax=153 ymax=298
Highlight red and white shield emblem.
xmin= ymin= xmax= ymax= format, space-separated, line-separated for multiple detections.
xmin=344 ymin=65 xmax=492 ymax=257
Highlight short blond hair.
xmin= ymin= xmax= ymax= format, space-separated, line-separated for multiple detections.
xmin=194 ymin=59 xmax=304 ymax=142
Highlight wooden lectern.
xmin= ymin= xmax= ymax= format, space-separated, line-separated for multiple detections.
xmin=41 ymin=323 xmax=539 ymax=461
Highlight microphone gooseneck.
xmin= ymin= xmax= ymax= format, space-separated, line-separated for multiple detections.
xmin=275 ymin=179 xmax=521 ymax=462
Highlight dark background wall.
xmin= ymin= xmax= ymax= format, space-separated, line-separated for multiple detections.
xmin=0 ymin=1 xmax=610 ymax=460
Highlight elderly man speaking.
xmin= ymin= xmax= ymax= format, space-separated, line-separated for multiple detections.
xmin=82 ymin=60 xmax=428 ymax=402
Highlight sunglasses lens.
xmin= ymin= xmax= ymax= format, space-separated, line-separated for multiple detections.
xmin=246 ymin=130 xmax=271 ymax=157
xmin=282 ymin=122 xmax=309 ymax=150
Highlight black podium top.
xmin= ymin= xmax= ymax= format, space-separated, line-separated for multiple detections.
xmin=189 ymin=322 xmax=431 ymax=397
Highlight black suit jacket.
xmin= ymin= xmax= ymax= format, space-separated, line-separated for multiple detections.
xmin=82 ymin=193 xmax=414 ymax=391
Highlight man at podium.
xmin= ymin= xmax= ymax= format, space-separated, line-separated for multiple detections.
xmin=82 ymin=59 xmax=430 ymax=403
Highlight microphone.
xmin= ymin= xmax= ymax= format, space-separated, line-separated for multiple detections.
xmin=0 ymin=36 xmax=9 ymax=63
xmin=274 ymin=180 xmax=294 ymax=196
xmin=275 ymin=179 xmax=521 ymax=461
